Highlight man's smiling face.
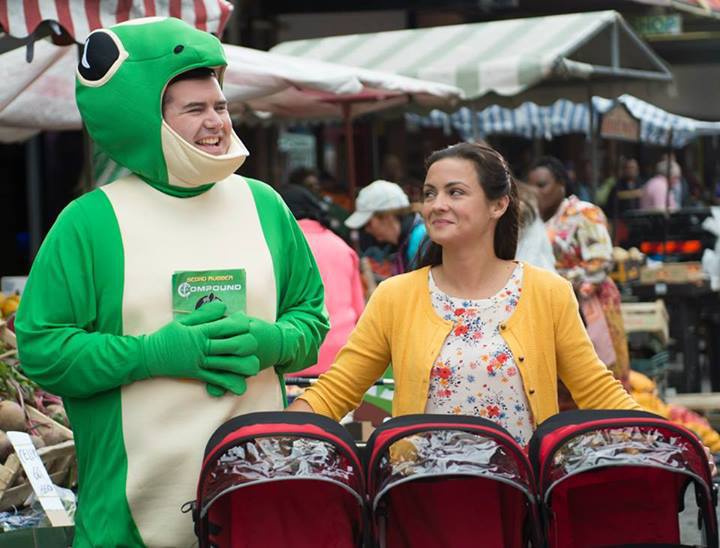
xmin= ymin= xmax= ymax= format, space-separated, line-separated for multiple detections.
xmin=162 ymin=75 xmax=231 ymax=156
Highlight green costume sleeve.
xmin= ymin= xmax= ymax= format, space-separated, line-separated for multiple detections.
xmin=247 ymin=179 xmax=329 ymax=374
xmin=15 ymin=192 xmax=146 ymax=398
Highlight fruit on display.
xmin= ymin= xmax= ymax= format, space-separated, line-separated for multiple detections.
xmin=0 ymin=292 xmax=19 ymax=319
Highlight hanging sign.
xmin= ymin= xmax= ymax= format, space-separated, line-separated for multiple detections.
xmin=600 ymin=103 xmax=640 ymax=142
xmin=632 ymin=14 xmax=682 ymax=37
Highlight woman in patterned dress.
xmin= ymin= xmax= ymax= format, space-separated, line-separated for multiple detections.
xmin=526 ymin=156 xmax=630 ymax=390
xmin=289 ymin=143 xmax=640 ymax=447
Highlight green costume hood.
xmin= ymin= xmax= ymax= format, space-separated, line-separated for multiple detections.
xmin=76 ymin=17 xmax=248 ymax=196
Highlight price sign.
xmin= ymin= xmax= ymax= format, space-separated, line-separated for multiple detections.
xmin=6 ymin=431 xmax=73 ymax=526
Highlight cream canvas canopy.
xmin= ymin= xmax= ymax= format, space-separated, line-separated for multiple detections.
xmin=0 ymin=40 xmax=461 ymax=142
xmin=272 ymin=10 xmax=673 ymax=107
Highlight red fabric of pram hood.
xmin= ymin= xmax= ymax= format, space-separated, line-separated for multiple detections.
xmin=535 ymin=417 xmax=712 ymax=488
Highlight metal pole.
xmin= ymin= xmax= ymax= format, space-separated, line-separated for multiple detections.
xmin=371 ymin=118 xmax=380 ymax=179
xmin=25 ymin=135 xmax=43 ymax=261
xmin=471 ymin=102 xmax=480 ymax=142
xmin=663 ymin=129 xmax=674 ymax=262
xmin=610 ymin=19 xmax=620 ymax=71
xmin=342 ymin=103 xmax=357 ymax=206
xmin=588 ymin=85 xmax=598 ymax=202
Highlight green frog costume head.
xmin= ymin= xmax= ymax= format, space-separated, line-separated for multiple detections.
xmin=76 ymin=17 xmax=248 ymax=196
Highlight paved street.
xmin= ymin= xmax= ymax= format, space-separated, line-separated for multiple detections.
xmin=679 ymin=482 xmax=719 ymax=545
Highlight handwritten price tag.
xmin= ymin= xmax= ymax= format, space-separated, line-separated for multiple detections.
xmin=6 ymin=431 xmax=73 ymax=526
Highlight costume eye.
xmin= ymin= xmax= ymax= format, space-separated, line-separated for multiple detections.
xmin=76 ymin=30 xmax=128 ymax=87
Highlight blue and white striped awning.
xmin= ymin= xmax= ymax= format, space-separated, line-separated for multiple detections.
xmin=407 ymin=94 xmax=720 ymax=148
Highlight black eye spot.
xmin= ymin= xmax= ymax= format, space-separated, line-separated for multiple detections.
xmin=78 ymin=31 xmax=120 ymax=82
xmin=174 ymin=45 xmax=184 ymax=54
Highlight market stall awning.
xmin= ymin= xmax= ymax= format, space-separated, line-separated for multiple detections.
xmin=222 ymin=46 xmax=462 ymax=120
xmin=272 ymin=10 xmax=673 ymax=106
xmin=0 ymin=0 xmax=233 ymax=43
xmin=406 ymin=94 xmax=720 ymax=148
xmin=0 ymin=39 xmax=461 ymax=142
xmin=406 ymin=99 xmax=591 ymax=142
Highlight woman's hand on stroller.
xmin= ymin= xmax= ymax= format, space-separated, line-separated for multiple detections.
xmin=703 ymin=445 xmax=717 ymax=476
xmin=287 ymin=399 xmax=315 ymax=413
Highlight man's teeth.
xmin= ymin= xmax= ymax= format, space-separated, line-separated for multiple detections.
xmin=197 ymin=137 xmax=220 ymax=145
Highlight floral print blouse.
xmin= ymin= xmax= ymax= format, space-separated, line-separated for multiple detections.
xmin=425 ymin=263 xmax=534 ymax=446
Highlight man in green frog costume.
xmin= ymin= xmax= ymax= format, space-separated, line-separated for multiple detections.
xmin=15 ymin=17 xmax=328 ymax=547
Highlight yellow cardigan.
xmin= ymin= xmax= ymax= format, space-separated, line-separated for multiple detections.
xmin=300 ymin=263 xmax=640 ymax=424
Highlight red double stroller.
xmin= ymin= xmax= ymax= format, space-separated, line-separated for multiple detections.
xmin=529 ymin=409 xmax=719 ymax=548
xmin=193 ymin=409 xmax=718 ymax=548
xmin=193 ymin=411 xmax=365 ymax=548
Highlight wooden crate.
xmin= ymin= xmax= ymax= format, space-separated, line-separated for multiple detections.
xmin=621 ymin=300 xmax=669 ymax=344
xmin=639 ymin=261 xmax=705 ymax=285
xmin=0 ymin=319 xmax=16 ymax=355
xmin=0 ymin=407 xmax=75 ymax=511
xmin=666 ymin=392 xmax=720 ymax=412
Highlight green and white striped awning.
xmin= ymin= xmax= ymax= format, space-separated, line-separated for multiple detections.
xmin=272 ymin=10 xmax=672 ymax=105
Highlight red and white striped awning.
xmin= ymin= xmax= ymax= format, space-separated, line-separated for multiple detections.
xmin=0 ymin=0 xmax=234 ymax=43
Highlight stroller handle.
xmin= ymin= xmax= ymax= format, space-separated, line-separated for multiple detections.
xmin=286 ymin=377 xmax=395 ymax=388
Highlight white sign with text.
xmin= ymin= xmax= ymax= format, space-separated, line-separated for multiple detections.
xmin=6 ymin=431 xmax=73 ymax=526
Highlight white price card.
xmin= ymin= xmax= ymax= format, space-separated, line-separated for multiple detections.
xmin=6 ymin=431 xmax=73 ymax=526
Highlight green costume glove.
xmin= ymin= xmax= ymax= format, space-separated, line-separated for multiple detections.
xmin=142 ymin=301 xmax=260 ymax=396
xmin=202 ymin=312 xmax=283 ymax=397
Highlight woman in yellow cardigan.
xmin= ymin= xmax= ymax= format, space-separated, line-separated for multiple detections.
xmin=289 ymin=142 xmax=640 ymax=446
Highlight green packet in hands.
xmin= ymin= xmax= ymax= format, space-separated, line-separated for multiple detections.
xmin=172 ymin=269 xmax=246 ymax=318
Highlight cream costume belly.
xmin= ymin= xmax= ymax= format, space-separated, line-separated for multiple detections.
xmin=104 ymin=174 xmax=282 ymax=546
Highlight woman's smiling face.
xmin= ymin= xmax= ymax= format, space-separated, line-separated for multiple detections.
xmin=422 ymin=157 xmax=505 ymax=249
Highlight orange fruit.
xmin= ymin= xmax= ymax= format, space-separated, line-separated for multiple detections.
xmin=1 ymin=296 xmax=19 ymax=318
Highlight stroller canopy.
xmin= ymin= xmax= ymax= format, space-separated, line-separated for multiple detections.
xmin=365 ymin=414 xmax=540 ymax=548
xmin=529 ymin=409 xmax=715 ymax=499
xmin=195 ymin=412 xmax=365 ymax=548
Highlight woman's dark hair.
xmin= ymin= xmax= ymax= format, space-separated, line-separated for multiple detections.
xmin=418 ymin=142 xmax=519 ymax=267
xmin=528 ymin=156 xmax=569 ymax=188
xmin=277 ymin=184 xmax=330 ymax=228
xmin=288 ymin=166 xmax=318 ymax=187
